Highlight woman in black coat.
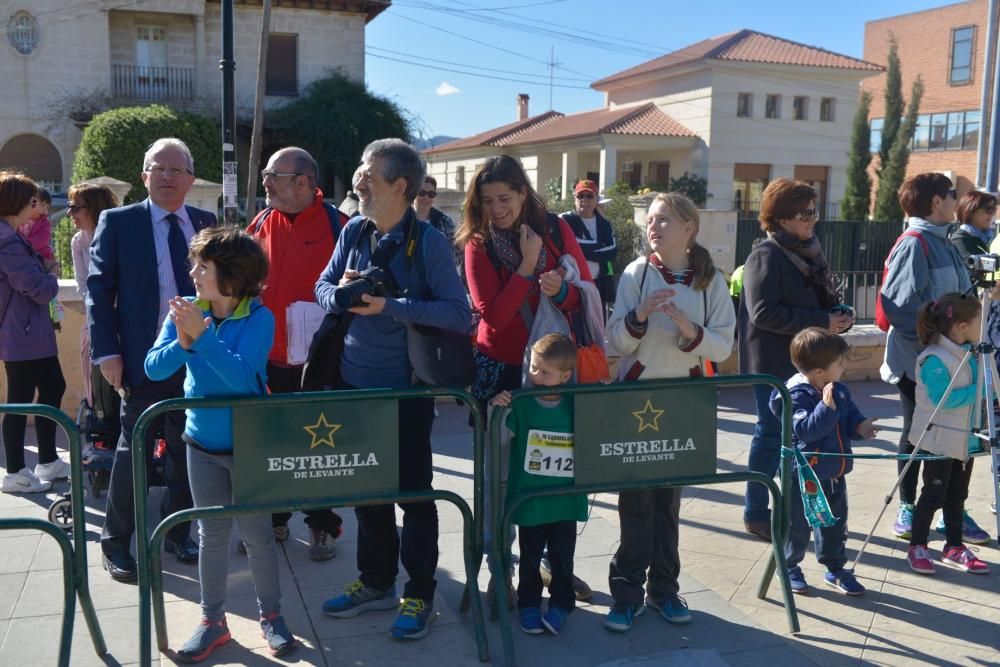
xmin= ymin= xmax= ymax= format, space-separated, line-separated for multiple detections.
xmin=737 ymin=178 xmax=853 ymax=541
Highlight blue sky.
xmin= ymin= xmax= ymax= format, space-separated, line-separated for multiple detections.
xmin=364 ymin=0 xmax=957 ymax=140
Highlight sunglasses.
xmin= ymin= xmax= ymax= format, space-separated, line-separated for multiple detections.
xmin=418 ymin=190 xmax=437 ymax=198
xmin=983 ymin=205 xmax=998 ymax=214
xmin=948 ymin=188 xmax=958 ymax=199
xmin=67 ymin=204 xmax=86 ymax=212
xmin=795 ymin=208 xmax=818 ymax=220
xmin=575 ymin=192 xmax=595 ymax=200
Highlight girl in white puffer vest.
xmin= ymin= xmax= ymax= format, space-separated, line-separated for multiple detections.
xmin=907 ymin=293 xmax=990 ymax=576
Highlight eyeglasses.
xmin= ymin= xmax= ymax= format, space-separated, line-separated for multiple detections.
xmin=795 ymin=208 xmax=819 ymax=220
xmin=29 ymin=198 xmax=38 ymax=207
xmin=575 ymin=192 xmax=595 ymax=200
xmin=67 ymin=204 xmax=86 ymax=212
xmin=261 ymin=170 xmax=302 ymax=182
xmin=417 ymin=190 xmax=437 ymax=198
xmin=948 ymin=188 xmax=958 ymax=200
xmin=983 ymin=205 xmax=998 ymax=214
xmin=145 ymin=166 xmax=192 ymax=178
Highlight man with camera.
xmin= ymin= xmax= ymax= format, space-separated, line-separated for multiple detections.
xmin=314 ymin=139 xmax=470 ymax=640
xmin=248 ymin=146 xmax=348 ymax=561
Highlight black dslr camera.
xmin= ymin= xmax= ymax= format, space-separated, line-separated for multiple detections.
xmin=967 ymin=253 xmax=1000 ymax=287
xmin=333 ymin=266 xmax=396 ymax=309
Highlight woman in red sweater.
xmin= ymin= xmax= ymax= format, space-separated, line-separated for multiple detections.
xmin=457 ymin=155 xmax=592 ymax=414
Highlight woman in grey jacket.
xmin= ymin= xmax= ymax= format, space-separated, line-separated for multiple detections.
xmin=0 ymin=172 xmax=67 ymax=493
xmin=879 ymin=173 xmax=989 ymax=545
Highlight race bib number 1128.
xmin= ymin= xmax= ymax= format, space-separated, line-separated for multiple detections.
xmin=524 ymin=429 xmax=574 ymax=478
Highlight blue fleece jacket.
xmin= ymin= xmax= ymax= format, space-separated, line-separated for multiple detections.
xmin=144 ymin=297 xmax=274 ymax=453
xmin=314 ymin=211 xmax=470 ymax=389
xmin=770 ymin=374 xmax=867 ymax=480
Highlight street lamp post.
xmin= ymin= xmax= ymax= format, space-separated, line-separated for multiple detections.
xmin=221 ymin=0 xmax=238 ymax=225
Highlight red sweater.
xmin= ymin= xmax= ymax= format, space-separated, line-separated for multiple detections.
xmin=247 ymin=190 xmax=341 ymax=365
xmin=465 ymin=217 xmax=592 ymax=365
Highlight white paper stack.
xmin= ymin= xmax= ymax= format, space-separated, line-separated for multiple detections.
xmin=286 ymin=301 xmax=326 ymax=365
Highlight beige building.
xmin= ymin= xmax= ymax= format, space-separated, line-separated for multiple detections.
xmin=426 ymin=29 xmax=883 ymax=219
xmin=0 ymin=0 xmax=388 ymax=194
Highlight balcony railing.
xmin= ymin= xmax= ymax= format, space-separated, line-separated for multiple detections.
xmin=112 ymin=65 xmax=194 ymax=101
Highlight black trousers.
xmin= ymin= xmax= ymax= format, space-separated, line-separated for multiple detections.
xmin=101 ymin=370 xmax=191 ymax=557
xmin=517 ymin=520 xmax=576 ymax=611
xmin=896 ymin=375 xmax=921 ymax=505
xmin=2 ymin=357 xmax=66 ymax=473
xmin=353 ymin=393 xmax=438 ymax=601
xmin=911 ymin=458 xmax=974 ymax=547
xmin=266 ymin=363 xmax=343 ymax=535
xmin=609 ymin=487 xmax=682 ymax=606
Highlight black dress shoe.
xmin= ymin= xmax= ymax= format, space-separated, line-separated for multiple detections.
xmin=744 ymin=519 xmax=773 ymax=543
xmin=103 ymin=553 xmax=138 ymax=582
xmin=165 ymin=535 xmax=199 ymax=564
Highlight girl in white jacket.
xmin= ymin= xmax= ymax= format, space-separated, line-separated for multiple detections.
xmin=906 ymin=293 xmax=990 ymax=576
xmin=603 ymin=193 xmax=735 ymax=633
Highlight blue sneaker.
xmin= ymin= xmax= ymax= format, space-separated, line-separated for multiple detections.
xmin=322 ymin=580 xmax=397 ymax=618
xmin=646 ymin=593 xmax=691 ymax=625
xmin=519 ymin=607 xmax=544 ymax=635
xmin=259 ymin=613 xmax=296 ymax=657
xmin=824 ymin=569 xmax=865 ymax=596
xmin=541 ymin=606 xmax=568 ymax=635
xmin=603 ymin=602 xmax=644 ymax=632
xmin=893 ymin=503 xmax=914 ymax=539
xmin=788 ymin=567 xmax=810 ymax=594
xmin=390 ymin=598 xmax=435 ymax=640
xmin=934 ymin=510 xmax=991 ymax=545
xmin=175 ymin=617 xmax=231 ymax=663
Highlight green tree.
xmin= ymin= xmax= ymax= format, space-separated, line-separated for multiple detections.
xmin=874 ymin=77 xmax=924 ymax=222
xmin=72 ymin=104 xmax=222 ymax=203
xmin=667 ymin=171 xmax=710 ymax=206
xmin=268 ymin=72 xmax=412 ymax=196
xmin=602 ymin=182 xmax=644 ymax=275
xmin=878 ymin=36 xmax=904 ymax=176
xmin=841 ymin=90 xmax=873 ymax=221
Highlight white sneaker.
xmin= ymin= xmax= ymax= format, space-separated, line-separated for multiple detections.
xmin=35 ymin=458 xmax=70 ymax=483
xmin=1 ymin=468 xmax=52 ymax=493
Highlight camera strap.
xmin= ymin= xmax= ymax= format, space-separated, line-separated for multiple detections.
xmin=356 ymin=210 xmax=421 ymax=295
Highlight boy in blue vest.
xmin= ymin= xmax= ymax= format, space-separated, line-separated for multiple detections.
xmin=491 ymin=333 xmax=586 ymax=635
xmin=769 ymin=327 xmax=878 ymax=596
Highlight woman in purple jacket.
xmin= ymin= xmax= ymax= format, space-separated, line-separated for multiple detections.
xmin=0 ymin=172 xmax=67 ymax=493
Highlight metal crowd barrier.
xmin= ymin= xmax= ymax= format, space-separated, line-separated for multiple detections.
xmin=131 ymin=388 xmax=488 ymax=666
xmin=0 ymin=404 xmax=107 ymax=667
xmin=487 ymin=375 xmax=799 ymax=667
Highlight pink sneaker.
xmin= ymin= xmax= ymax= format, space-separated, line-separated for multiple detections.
xmin=907 ymin=544 xmax=935 ymax=575
xmin=940 ymin=545 xmax=991 ymax=574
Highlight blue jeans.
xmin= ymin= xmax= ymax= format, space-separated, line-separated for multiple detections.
xmin=745 ymin=384 xmax=781 ymax=524
xmin=187 ymin=446 xmax=281 ymax=622
xmin=786 ymin=476 xmax=848 ymax=573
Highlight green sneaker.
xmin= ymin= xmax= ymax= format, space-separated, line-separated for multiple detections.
xmin=321 ymin=580 xmax=397 ymax=618
xmin=390 ymin=598 xmax=436 ymax=640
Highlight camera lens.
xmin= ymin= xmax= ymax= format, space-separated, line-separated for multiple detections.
xmin=333 ymin=278 xmax=372 ymax=309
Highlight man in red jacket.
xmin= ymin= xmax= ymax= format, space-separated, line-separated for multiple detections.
xmin=247 ymin=146 xmax=347 ymax=560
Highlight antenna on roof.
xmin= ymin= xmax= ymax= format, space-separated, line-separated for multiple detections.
xmin=548 ymin=46 xmax=561 ymax=111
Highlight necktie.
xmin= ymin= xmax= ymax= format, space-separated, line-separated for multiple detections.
xmin=166 ymin=213 xmax=195 ymax=296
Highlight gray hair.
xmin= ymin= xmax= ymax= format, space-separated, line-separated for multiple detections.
xmin=274 ymin=146 xmax=319 ymax=187
xmin=143 ymin=138 xmax=194 ymax=174
xmin=362 ymin=138 xmax=425 ymax=202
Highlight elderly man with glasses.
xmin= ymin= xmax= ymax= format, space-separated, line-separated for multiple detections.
xmin=88 ymin=137 xmax=217 ymax=581
xmin=560 ymin=179 xmax=617 ymax=306
xmin=247 ymin=146 xmax=350 ymax=561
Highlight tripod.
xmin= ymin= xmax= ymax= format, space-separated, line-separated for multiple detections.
xmin=850 ymin=278 xmax=1000 ymax=571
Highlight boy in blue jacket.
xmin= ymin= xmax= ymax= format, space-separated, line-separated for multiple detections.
xmin=770 ymin=327 xmax=878 ymax=596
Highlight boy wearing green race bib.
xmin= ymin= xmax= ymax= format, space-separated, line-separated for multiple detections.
xmin=769 ymin=327 xmax=878 ymax=597
xmin=491 ymin=333 xmax=586 ymax=636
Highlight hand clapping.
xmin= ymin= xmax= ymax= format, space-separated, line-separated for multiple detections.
xmin=169 ymin=297 xmax=209 ymax=349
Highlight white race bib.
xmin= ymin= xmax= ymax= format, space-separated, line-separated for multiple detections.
xmin=523 ymin=429 xmax=575 ymax=478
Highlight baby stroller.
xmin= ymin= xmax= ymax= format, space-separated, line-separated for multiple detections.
xmin=48 ymin=367 xmax=170 ymax=532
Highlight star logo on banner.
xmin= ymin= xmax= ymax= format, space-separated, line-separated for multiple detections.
xmin=632 ymin=399 xmax=665 ymax=433
xmin=303 ymin=413 xmax=341 ymax=449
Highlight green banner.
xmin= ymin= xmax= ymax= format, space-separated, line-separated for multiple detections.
xmin=232 ymin=399 xmax=399 ymax=505
xmin=574 ymin=386 xmax=718 ymax=486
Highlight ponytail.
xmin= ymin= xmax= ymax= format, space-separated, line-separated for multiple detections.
xmin=688 ymin=242 xmax=716 ymax=291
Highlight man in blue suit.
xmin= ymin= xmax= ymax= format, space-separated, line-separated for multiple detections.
xmin=87 ymin=138 xmax=217 ymax=581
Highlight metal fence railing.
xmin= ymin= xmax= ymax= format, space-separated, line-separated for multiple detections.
xmin=111 ymin=65 xmax=195 ymax=101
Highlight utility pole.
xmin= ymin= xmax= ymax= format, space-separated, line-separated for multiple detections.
xmin=548 ymin=46 xmax=561 ymax=111
xmin=221 ymin=0 xmax=238 ymax=225
xmin=978 ymin=0 xmax=999 ymax=189
xmin=246 ymin=0 xmax=272 ymax=224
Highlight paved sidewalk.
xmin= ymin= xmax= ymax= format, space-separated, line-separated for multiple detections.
xmin=1 ymin=381 xmax=998 ymax=665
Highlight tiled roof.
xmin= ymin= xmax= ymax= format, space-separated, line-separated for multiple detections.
xmin=506 ymin=103 xmax=696 ymax=145
xmin=424 ymin=111 xmax=563 ymax=154
xmin=592 ymin=29 xmax=881 ymax=88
